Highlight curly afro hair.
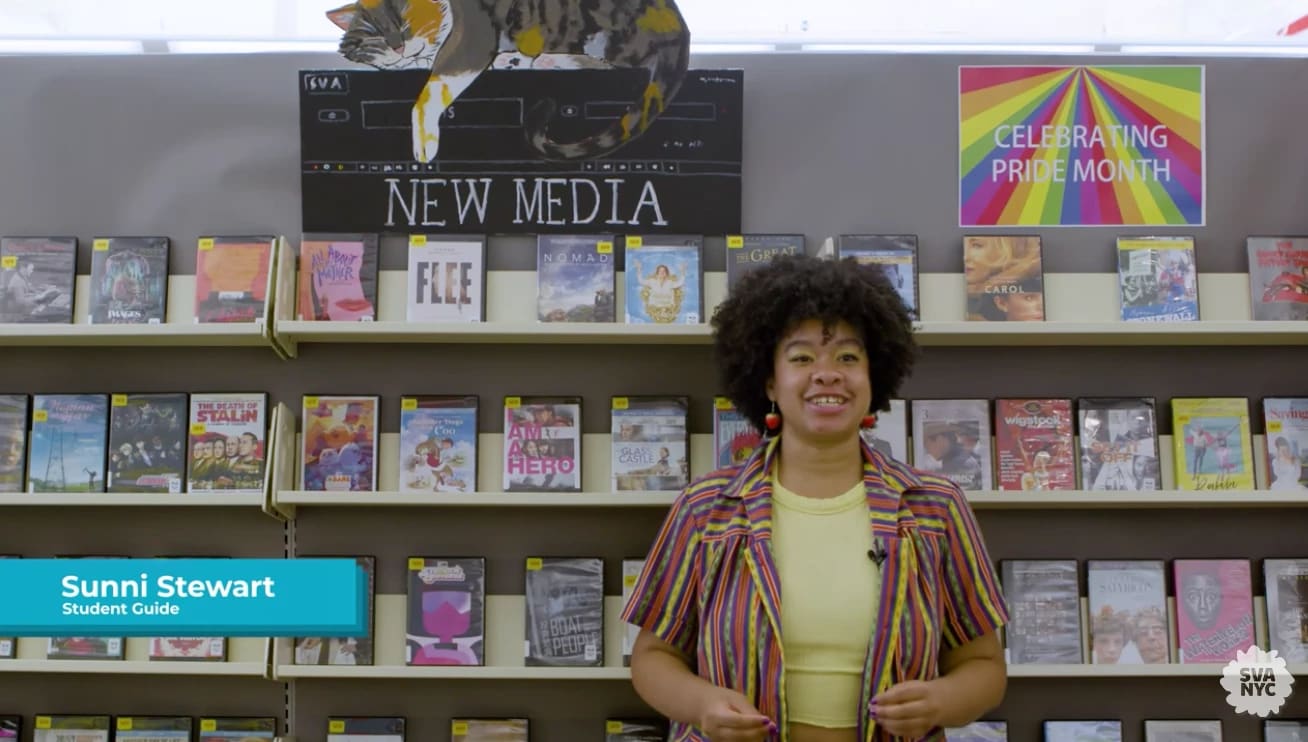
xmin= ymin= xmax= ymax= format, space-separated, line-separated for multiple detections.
xmin=710 ymin=253 xmax=918 ymax=433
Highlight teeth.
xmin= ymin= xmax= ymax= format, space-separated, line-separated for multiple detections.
xmin=811 ymin=396 xmax=844 ymax=405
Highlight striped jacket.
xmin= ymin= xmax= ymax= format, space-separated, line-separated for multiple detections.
xmin=621 ymin=434 xmax=1009 ymax=742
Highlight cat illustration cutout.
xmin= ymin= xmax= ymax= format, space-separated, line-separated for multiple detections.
xmin=327 ymin=0 xmax=691 ymax=163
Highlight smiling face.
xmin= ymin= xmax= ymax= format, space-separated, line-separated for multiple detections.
xmin=766 ymin=318 xmax=871 ymax=446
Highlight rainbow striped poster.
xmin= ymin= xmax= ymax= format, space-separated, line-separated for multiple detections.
xmin=959 ymin=65 xmax=1204 ymax=227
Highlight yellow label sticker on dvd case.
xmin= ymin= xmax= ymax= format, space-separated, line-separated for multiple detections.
xmin=35 ymin=717 xmax=52 ymax=730
xmin=626 ymin=236 xmax=643 ymax=249
xmin=597 ymin=241 xmax=613 ymax=254
xmin=0 ymin=256 xmax=16 ymax=269
xmin=304 ymin=396 xmax=319 ymax=409
xmin=198 ymin=238 xmax=215 ymax=251
xmin=714 ymin=397 xmax=733 ymax=410
xmin=612 ymin=397 xmax=629 ymax=410
xmin=401 ymin=398 xmax=418 ymax=411
xmin=505 ymin=396 xmax=521 ymax=408
xmin=1268 ymin=420 xmax=1284 ymax=434
xmin=117 ymin=718 xmax=133 ymax=731
xmin=329 ymin=720 xmax=346 ymax=734
xmin=607 ymin=721 xmax=624 ymax=734
xmin=190 ymin=423 xmax=206 ymax=436
xmin=200 ymin=720 xmax=217 ymax=733
xmin=112 ymin=394 xmax=128 ymax=407
xmin=409 ymin=234 xmax=428 ymax=248
xmin=727 ymin=235 xmax=745 ymax=248
xmin=93 ymin=239 xmax=110 ymax=251
xmin=408 ymin=558 xmax=426 ymax=571
xmin=33 ymin=410 xmax=48 ymax=423
xmin=451 ymin=722 xmax=469 ymax=736
xmin=623 ymin=573 xmax=638 ymax=588
xmin=526 ymin=557 xmax=543 ymax=571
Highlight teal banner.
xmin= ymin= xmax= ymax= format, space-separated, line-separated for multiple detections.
xmin=0 ymin=558 xmax=368 ymax=637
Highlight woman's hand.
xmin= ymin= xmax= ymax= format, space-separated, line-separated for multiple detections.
xmin=871 ymin=679 xmax=945 ymax=738
xmin=698 ymin=687 xmax=775 ymax=741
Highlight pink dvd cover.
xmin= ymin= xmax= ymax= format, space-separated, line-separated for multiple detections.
xmin=1174 ymin=559 xmax=1256 ymax=663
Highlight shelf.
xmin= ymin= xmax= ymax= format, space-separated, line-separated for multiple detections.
xmin=273 ymin=320 xmax=711 ymax=347
xmin=1007 ymin=662 xmax=1308 ymax=678
xmin=269 ymin=318 xmax=1308 ymax=350
xmin=274 ymin=489 xmax=1306 ymax=510
xmin=0 ymin=321 xmax=274 ymax=348
xmin=275 ymin=662 xmax=1308 ymax=681
xmin=912 ymin=320 xmax=1308 ymax=347
xmin=0 ymin=493 xmax=266 ymax=507
xmin=275 ymin=664 xmax=629 ymax=680
xmin=0 ymin=659 xmax=269 ymax=677
xmin=276 ymin=490 xmax=679 ymax=507
xmin=966 ymin=490 xmax=1308 ymax=509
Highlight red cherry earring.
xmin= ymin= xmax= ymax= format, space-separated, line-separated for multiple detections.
xmin=764 ymin=402 xmax=781 ymax=432
xmin=861 ymin=412 xmax=878 ymax=429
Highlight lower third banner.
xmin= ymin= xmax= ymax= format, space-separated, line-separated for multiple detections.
xmin=0 ymin=558 xmax=369 ymax=637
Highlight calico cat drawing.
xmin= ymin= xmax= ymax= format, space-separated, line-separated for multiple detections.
xmin=327 ymin=0 xmax=691 ymax=163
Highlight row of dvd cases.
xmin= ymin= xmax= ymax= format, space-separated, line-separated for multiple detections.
xmin=957 ymin=719 xmax=1308 ymax=741
xmin=0 ymin=715 xmax=668 ymax=742
xmin=3 ymin=233 xmax=1308 ymax=363
xmin=3 ymin=232 xmax=1306 ymax=328
xmin=4 ymin=553 xmax=1302 ymax=679
xmin=8 ymin=716 xmax=1308 ymax=742
xmin=4 ymin=716 xmax=1305 ymax=741
xmin=3 ymin=391 xmax=1306 ymax=500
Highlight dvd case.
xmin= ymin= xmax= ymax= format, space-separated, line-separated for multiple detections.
xmin=406 ymin=557 xmax=485 ymax=666
xmin=0 ymin=236 xmax=76 ymax=323
xmin=32 ymin=715 xmax=110 ymax=742
xmin=525 ymin=556 xmax=604 ymax=667
xmin=861 ymin=399 xmax=908 ymax=463
xmin=1077 ymin=398 xmax=1161 ymax=491
xmin=194 ymin=235 xmax=275 ymax=323
xmin=407 ymin=234 xmax=486 ymax=322
xmin=611 ymin=396 xmax=689 ymax=492
xmin=28 ymin=394 xmax=109 ymax=493
xmin=1116 ymin=236 xmax=1199 ymax=322
xmin=1174 ymin=559 xmax=1255 ymax=664
xmin=187 ymin=392 xmax=268 ymax=494
xmin=88 ymin=236 xmax=169 ymax=325
xmin=327 ymin=717 xmax=404 ymax=741
xmin=624 ymin=234 xmax=703 ymax=324
xmin=726 ymin=234 xmax=804 ymax=295
xmin=108 ymin=392 xmax=187 ymax=493
xmin=297 ymin=233 xmax=379 ymax=321
xmin=0 ymin=394 xmax=27 ymax=493
xmin=294 ymin=555 xmax=376 ymax=666
xmin=834 ymin=234 xmax=919 ymax=319
xmin=301 ymin=395 xmax=379 ymax=492
xmin=1001 ymin=559 xmax=1083 ymax=664
xmin=503 ymin=396 xmax=582 ymax=492
xmin=399 ymin=395 xmax=479 ymax=493
xmin=1087 ymin=560 xmax=1171 ymax=664
xmin=963 ymin=235 xmax=1045 ymax=322
xmin=536 ymin=234 xmax=616 ymax=322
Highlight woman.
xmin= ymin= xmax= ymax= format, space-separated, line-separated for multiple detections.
xmin=622 ymin=254 xmax=1009 ymax=742
xmin=1269 ymin=436 xmax=1305 ymax=491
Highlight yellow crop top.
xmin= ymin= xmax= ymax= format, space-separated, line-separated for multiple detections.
xmin=770 ymin=473 xmax=880 ymax=728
